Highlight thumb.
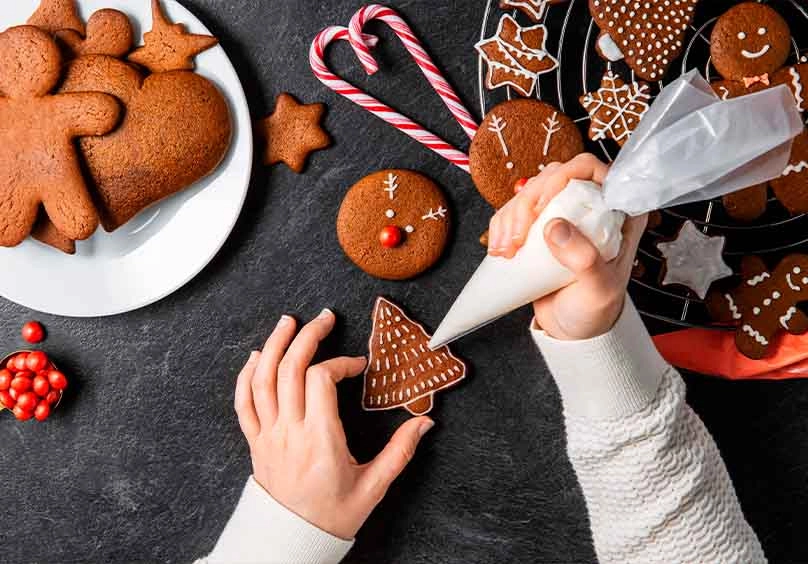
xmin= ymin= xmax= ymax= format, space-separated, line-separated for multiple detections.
xmin=544 ymin=218 xmax=604 ymax=276
xmin=362 ymin=416 xmax=434 ymax=499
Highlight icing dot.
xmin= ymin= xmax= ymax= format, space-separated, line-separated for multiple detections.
xmin=802 ymin=277 xmax=808 ymax=285
xmin=385 ymin=209 xmax=395 ymax=218
xmin=758 ymin=27 xmax=767 ymax=35
xmin=395 ymin=316 xmax=401 ymax=321
xmin=763 ymin=299 xmax=771 ymax=306
xmin=405 ymin=225 xmax=414 ymax=233
xmin=737 ymin=32 xmax=747 ymax=40
xmin=506 ymin=161 xmax=514 ymax=170
xmin=381 ymin=349 xmax=386 ymax=354
xmin=794 ymin=267 xmax=802 ymax=274
xmin=392 ymin=344 xmax=397 ymax=349
xmin=753 ymin=307 xmax=761 ymax=315
xmin=773 ymin=291 xmax=782 ymax=299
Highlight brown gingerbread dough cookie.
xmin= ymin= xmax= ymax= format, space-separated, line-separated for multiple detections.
xmin=27 ymin=0 xmax=84 ymax=34
xmin=580 ymin=70 xmax=651 ymax=147
xmin=337 ymin=170 xmax=450 ymax=280
xmin=256 ymin=93 xmax=331 ymax=173
xmin=0 ymin=26 xmax=120 ymax=247
xmin=128 ymin=0 xmax=218 ymax=73
xmin=770 ymin=129 xmax=808 ymax=215
xmin=55 ymin=9 xmax=134 ymax=59
xmin=58 ymin=55 xmax=231 ymax=232
xmin=470 ymin=99 xmax=583 ymax=209
xmin=707 ymin=255 xmax=808 ymax=359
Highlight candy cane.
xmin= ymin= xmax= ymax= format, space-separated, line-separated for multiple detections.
xmin=309 ymin=7 xmax=477 ymax=172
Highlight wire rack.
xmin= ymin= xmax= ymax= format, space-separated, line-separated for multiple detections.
xmin=478 ymin=0 xmax=808 ymax=332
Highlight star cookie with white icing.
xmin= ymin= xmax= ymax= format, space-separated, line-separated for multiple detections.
xmin=580 ymin=70 xmax=651 ymax=147
xmin=656 ymin=221 xmax=732 ymax=299
xmin=707 ymin=255 xmax=808 ymax=359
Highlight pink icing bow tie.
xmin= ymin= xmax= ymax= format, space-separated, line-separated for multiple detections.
xmin=743 ymin=73 xmax=770 ymax=88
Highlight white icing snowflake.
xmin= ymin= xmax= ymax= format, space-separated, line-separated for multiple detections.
xmin=581 ymin=71 xmax=651 ymax=145
xmin=656 ymin=221 xmax=733 ymax=299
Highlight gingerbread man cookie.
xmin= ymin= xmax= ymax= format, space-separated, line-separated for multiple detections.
xmin=710 ymin=3 xmax=808 ymax=220
xmin=589 ymin=0 xmax=699 ymax=81
xmin=707 ymin=255 xmax=808 ymax=359
xmin=363 ymin=297 xmax=466 ymax=416
xmin=55 ymin=9 xmax=134 ymax=59
xmin=0 ymin=26 xmax=120 ymax=247
xmin=469 ymin=99 xmax=583 ymax=209
xmin=337 ymin=170 xmax=450 ymax=281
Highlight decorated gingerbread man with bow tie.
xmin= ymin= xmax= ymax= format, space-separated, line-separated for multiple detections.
xmin=710 ymin=2 xmax=808 ymax=222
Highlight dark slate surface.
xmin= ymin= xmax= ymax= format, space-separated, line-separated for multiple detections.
xmin=1 ymin=1 xmax=807 ymax=563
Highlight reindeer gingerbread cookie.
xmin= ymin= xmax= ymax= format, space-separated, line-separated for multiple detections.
xmin=707 ymin=255 xmax=808 ymax=359
xmin=710 ymin=3 xmax=808 ymax=221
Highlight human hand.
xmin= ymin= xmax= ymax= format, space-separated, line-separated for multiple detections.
xmin=234 ymin=309 xmax=434 ymax=540
xmin=487 ymin=154 xmax=647 ymax=340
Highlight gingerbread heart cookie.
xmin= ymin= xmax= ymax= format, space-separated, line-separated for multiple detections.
xmin=56 ymin=55 xmax=231 ymax=232
xmin=589 ymin=0 xmax=699 ymax=81
xmin=707 ymin=255 xmax=808 ymax=359
xmin=337 ymin=170 xmax=450 ymax=281
xmin=469 ymin=99 xmax=583 ymax=209
xmin=55 ymin=9 xmax=134 ymax=59
xmin=363 ymin=297 xmax=466 ymax=415
xmin=0 ymin=26 xmax=120 ymax=247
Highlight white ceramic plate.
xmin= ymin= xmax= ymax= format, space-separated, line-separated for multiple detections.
xmin=0 ymin=0 xmax=252 ymax=317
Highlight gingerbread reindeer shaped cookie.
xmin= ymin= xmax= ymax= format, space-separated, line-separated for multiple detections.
xmin=710 ymin=3 xmax=808 ymax=221
xmin=0 ymin=26 xmax=120 ymax=247
xmin=708 ymin=255 xmax=808 ymax=359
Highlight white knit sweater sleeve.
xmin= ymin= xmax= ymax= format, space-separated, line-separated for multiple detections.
xmin=195 ymin=476 xmax=353 ymax=564
xmin=531 ymin=298 xmax=766 ymax=564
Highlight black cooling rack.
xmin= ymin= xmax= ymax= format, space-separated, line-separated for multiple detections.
xmin=478 ymin=0 xmax=808 ymax=333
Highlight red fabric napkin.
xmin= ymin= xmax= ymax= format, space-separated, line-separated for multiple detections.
xmin=652 ymin=328 xmax=808 ymax=380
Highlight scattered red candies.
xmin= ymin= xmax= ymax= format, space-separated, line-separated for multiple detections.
xmin=21 ymin=321 xmax=45 ymax=344
xmin=0 ymin=350 xmax=65 ymax=422
xmin=379 ymin=225 xmax=403 ymax=249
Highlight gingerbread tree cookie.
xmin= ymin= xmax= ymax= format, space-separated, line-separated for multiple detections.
xmin=476 ymin=14 xmax=558 ymax=97
xmin=580 ymin=70 xmax=651 ymax=147
xmin=256 ymin=93 xmax=331 ymax=173
xmin=363 ymin=297 xmax=467 ymax=416
xmin=589 ymin=0 xmax=699 ymax=81
xmin=707 ymin=255 xmax=808 ymax=359
xmin=500 ymin=0 xmax=569 ymax=22
xmin=0 ymin=26 xmax=120 ymax=247
xmin=128 ymin=0 xmax=218 ymax=73
xmin=27 ymin=0 xmax=84 ymax=34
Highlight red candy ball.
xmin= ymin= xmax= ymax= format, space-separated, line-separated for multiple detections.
xmin=16 ymin=392 xmax=37 ymax=412
xmin=10 ymin=376 xmax=32 ymax=393
xmin=12 ymin=405 xmax=32 ymax=421
xmin=34 ymin=401 xmax=51 ymax=422
xmin=21 ymin=321 xmax=45 ymax=344
xmin=0 ymin=369 xmax=12 ymax=391
xmin=11 ymin=354 xmax=28 ymax=373
xmin=379 ymin=226 xmax=403 ymax=249
xmin=32 ymin=375 xmax=50 ymax=398
xmin=0 ymin=390 xmax=15 ymax=409
xmin=47 ymin=370 xmax=68 ymax=391
xmin=25 ymin=351 xmax=48 ymax=372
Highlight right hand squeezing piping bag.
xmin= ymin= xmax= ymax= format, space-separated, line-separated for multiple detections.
xmin=429 ymin=70 xmax=803 ymax=349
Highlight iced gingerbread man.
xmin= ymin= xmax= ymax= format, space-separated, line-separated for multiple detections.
xmin=710 ymin=2 xmax=808 ymax=221
xmin=0 ymin=25 xmax=120 ymax=247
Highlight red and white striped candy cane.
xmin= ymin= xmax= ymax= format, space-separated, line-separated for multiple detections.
xmin=309 ymin=7 xmax=477 ymax=172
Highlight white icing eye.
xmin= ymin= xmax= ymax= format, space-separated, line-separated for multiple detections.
xmin=758 ymin=27 xmax=767 ymax=35
xmin=737 ymin=31 xmax=747 ymax=40
xmin=385 ymin=209 xmax=395 ymax=219
xmin=405 ymin=225 xmax=414 ymax=234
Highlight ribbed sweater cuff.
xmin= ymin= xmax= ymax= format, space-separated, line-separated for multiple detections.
xmin=531 ymin=298 xmax=668 ymax=420
xmin=206 ymin=476 xmax=354 ymax=564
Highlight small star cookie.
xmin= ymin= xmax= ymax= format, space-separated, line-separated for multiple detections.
xmin=257 ymin=93 xmax=331 ymax=173
xmin=656 ymin=221 xmax=732 ymax=299
xmin=128 ymin=0 xmax=218 ymax=73
xmin=580 ymin=71 xmax=650 ymax=147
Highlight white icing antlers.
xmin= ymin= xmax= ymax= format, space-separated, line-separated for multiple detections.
xmin=383 ymin=173 xmax=398 ymax=200
xmin=422 ymin=207 xmax=447 ymax=221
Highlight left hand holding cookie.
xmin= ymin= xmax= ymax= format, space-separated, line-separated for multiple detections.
xmin=487 ymin=154 xmax=647 ymax=340
xmin=235 ymin=310 xmax=434 ymax=540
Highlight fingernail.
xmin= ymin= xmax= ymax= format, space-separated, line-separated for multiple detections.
xmin=418 ymin=420 xmax=435 ymax=437
xmin=549 ymin=221 xmax=572 ymax=247
xmin=277 ymin=315 xmax=292 ymax=327
xmin=511 ymin=233 xmax=523 ymax=241
xmin=318 ymin=308 xmax=334 ymax=319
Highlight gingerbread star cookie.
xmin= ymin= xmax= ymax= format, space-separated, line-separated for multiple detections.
xmin=55 ymin=9 xmax=134 ymax=59
xmin=656 ymin=221 xmax=732 ymax=299
xmin=337 ymin=170 xmax=450 ymax=280
xmin=580 ymin=71 xmax=651 ymax=147
xmin=257 ymin=93 xmax=331 ymax=173
xmin=475 ymin=14 xmax=559 ymax=97
xmin=469 ymin=99 xmax=583 ymax=209
xmin=499 ymin=0 xmax=569 ymax=22
xmin=128 ymin=0 xmax=218 ymax=73
xmin=27 ymin=0 xmax=84 ymax=34
xmin=363 ymin=297 xmax=466 ymax=416
xmin=707 ymin=255 xmax=808 ymax=359
xmin=589 ymin=0 xmax=699 ymax=81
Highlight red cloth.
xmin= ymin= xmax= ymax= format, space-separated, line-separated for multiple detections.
xmin=652 ymin=328 xmax=808 ymax=380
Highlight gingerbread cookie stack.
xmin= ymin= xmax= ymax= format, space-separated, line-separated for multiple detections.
xmin=1 ymin=0 xmax=233 ymax=254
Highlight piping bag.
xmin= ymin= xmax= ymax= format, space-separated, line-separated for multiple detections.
xmin=429 ymin=70 xmax=803 ymax=349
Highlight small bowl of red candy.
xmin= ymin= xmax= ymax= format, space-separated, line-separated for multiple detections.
xmin=0 ymin=351 xmax=68 ymax=422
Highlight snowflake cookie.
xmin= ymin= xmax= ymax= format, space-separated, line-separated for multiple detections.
xmin=580 ymin=71 xmax=651 ymax=147
xmin=656 ymin=221 xmax=732 ymax=299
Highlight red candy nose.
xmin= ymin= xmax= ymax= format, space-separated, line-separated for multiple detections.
xmin=379 ymin=225 xmax=403 ymax=248
xmin=514 ymin=177 xmax=529 ymax=194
